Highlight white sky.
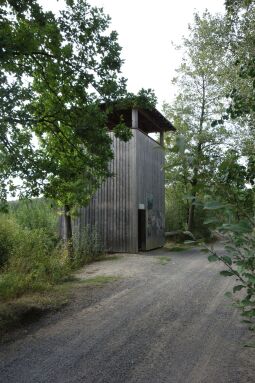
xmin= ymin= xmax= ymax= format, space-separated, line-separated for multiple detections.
xmin=39 ymin=0 xmax=225 ymax=110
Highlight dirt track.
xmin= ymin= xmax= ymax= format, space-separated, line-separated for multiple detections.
xmin=1 ymin=247 xmax=255 ymax=383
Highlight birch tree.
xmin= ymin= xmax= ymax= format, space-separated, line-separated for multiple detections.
xmin=164 ymin=11 xmax=236 ymax=233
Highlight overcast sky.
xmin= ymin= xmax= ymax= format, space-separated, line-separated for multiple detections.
xmin=39 ymin=0 xmax=225 ymax=110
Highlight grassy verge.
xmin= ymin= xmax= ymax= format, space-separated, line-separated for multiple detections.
xmin=157 ymin=256 xmax=171 ymax=265
xmin=164 ymin=241 xmax=196 ymax=252
xmin=0 ymin=286 xmax=70 ymax=337
xmin=93 ymin=255 xmax=121 ymax=263
xmin=0 ymin=199 xmax=111 ymax=335
xmin=0 ymin=274 xmax=120 ymax=337
xmin=80 ymin=275 xmax=121 ymax=285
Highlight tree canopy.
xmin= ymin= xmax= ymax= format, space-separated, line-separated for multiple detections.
xmin=0 ymin=0 xmax=156 ymax=244
xmin=163 ymin=5 xmax=255 ymax=331
xmin=164 ymin=11 xmax=238 ymax=232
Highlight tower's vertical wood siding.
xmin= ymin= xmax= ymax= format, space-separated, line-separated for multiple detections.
xmin=62 ymin=128 xmax=165 ymax=253
xmin=72 ymin=132 xmax=138 ymax=253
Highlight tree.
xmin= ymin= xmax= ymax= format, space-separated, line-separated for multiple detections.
xmin=225 ymin=0 xmax=254 ymax=15
xmin=197 ymin=2 xmax=255 ymax=336
xmin=225 ymin=0 xmax=255 ymax=189
xmin=163 ymin=11 xmax=237 ymax=233
xmin=0 ymin=0 xmax=156 ymax=255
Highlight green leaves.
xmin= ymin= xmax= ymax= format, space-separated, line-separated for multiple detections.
xmin=208 ymin=254 xmax=218 ymax=262
xmin=242 ymin=309 xmax=255 ymax=318
xmin=165 ymin=1 xmax=255 ymax=335
xmin=163 ymin=11 xmax=237 ymax=235
xmin=221 ymin=221 xmax=253 ymax=234
xmin=225 ymin=1 xmax=255 ymax=120
xmin=203 ymin=201 xmax=227 ymax=210
xmin=0 ymin=0 xmax=137 ymax=210
xmin=222 ymin=256 xmax=233 ymax=265
xmin=243 ymin=273 xmax=255 ymax=284
xmin=233 ymin=285 xmax=245 ymax=293
xmin=175 ymin=135 xmax=185 ymax=155
xmin=220 ymin=270 xmax=235 ymax=277
xmin=208 ymin=224 xmax=255 ymax=332
xmin=203 ymin=218 xmax=219 ymax=225
xmin=113 ymin=117 xmax=132 ymax=142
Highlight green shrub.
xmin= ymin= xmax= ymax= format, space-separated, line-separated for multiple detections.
xmin=204 ymin=210 xmax=255 ymax=335
xmin=0 ymin=273 xmax=35 ymax=300
xmin=0 ymin=215 xmax=20 ymax=267
xmin=9 ymin=198 xmax=58 ymax=247
xmin=0 ymin=208 xmax=104 ymax=301
xmin=165 ymin=185 xmax=188 ymax=232
xmin=72 ymin=226 xmax=104 ymax=268
xmin=8 ymin=229 xmax=69 ymax=278
xmin=0 ymin=214 xmax=70 ymax=301
xmin=165 ymin=186 xmax=211 ymax=239
xmin=193 ymin=203 xmax=211 ymax=239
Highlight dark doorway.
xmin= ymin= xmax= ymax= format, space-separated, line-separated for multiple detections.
xmin=138 ymin=209 xmax=146 ymax=251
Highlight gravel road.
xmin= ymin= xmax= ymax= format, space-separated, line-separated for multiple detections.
xmin=1 ymin=247 xmax=255 ymax=383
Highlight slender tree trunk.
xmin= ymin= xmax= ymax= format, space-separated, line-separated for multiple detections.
xmin=64 ymin=204 xmax=74 ymax=258
xmin=188 ymin=194 xmax=196 ymax=232
xmin=187 ymin=75 xmax=206 ymax=233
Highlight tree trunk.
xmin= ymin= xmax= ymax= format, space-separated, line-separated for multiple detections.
xmin=187 ymin=76 xmax=206 ymax=234
xmin=64 ymin=204 xmax=74 ymax=258
xmin=188 ymin=195 xmax=196 ymax=232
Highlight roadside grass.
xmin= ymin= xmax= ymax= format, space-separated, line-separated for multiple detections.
xmin=157 ymin=256 xmax=171 ymax=265
xmin=78 ymin=275 xmax=121 ymax=285
xmin=164 ymin=241 xmax=195 ymax=252
xmin=0 ymin=287 xmax=70 ymax=337
xmin=0 ymin=199 xmax=117 ymax=335
xmin=93 ymin=255 xmax=122 ymax=263
xmin=0 ymin=275 xmax=120 ymax=337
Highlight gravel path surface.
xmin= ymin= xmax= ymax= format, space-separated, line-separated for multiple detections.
xmin=1 ymin=247 xmax=255 ymax=383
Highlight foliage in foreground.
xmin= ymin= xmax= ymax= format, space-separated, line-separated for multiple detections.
xmin=201 ymin=201 xmax=255 ymax=338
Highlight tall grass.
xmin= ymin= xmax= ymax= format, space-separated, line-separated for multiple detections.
xmin=0 ymin=215 xmax=20 ymax=267
xmin=9 ymin=198 xmax=58 ymax=247
xmin=0 ymin=198 xmax=105 ymax=302
xmin=0 ymin=213 xmax=70 ymax=301
xmin=72 ymin=226 xmax=104 ymax=268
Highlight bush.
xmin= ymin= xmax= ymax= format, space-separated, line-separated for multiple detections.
xmin=0 ymin=215 xmax=20 ymax=267
xmin=0 ymin=273 xmax=35 ymax=301
xmin=165 ymin=185 xmax=188 ymax=232
xmin=72 ymin=226 xmax=104 ymax=268
xmin=193 ymin=203 xmax=211 ymax=239
xmin=9 ymin=198 xmax=58 ymax=247
xmin=0 ymin=214 xmax=70 ymax=301
xmin=0 ymin=203 xmax=105 ymax=302
xmin=165 ymin=186 xmax=211 ymax=239
xmin=8 ymin=229 xmax=69 ymax=279
xmin=203 ymin=199 xmax=255 ymax=335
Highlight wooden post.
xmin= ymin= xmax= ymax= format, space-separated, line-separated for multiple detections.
xmin=160 ymin=131 xmax=164 ymax=146
xmin=132 ymin=108 xmax=139 ymax=129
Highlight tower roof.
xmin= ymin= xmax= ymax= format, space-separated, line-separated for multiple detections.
xmin=106 ymin=106 xmax=175 ymax=134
